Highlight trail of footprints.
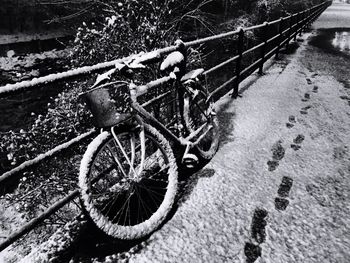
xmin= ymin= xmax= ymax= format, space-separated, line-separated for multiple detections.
xmin=245 ymin=75 xmax=316 ymax=262
xmin=243 ymin=178 xmax=295 ymax=262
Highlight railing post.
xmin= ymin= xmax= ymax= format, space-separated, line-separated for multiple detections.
xmin=259 ymin=22 xmax=269 ymax=75
xmin=308 ymin=8 xmax=312 ymax=29
xmin=275 ymin=18 xmax=284 ymax=59
xmin=312 ymin=7 xmax=316 ymax=24
xmin=294 ymin=13 xmax=299 ymax=41
xmin=299 ymin=11 xmax=304 ymax=36
xmin=232 ymin=27 xmax=244 ymax=98
xmin=287 ymin=15 xmax=293 ymax=49
xmin=307 ymin=8 xmax=312 ymax=31
xmin=305 ymin=9 xmax=311 ymax=31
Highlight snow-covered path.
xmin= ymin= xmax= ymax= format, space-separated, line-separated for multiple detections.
xmin=124 ymin=3 xmax=350 ymax=263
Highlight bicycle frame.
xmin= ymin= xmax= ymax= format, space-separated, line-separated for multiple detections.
xmin=98 ymin=77 xmax=213 ymax=169
xmin=129 ymin=79 xmax=213 ymax=151
xmin=85 ymin=62 xmax=214 ymax=165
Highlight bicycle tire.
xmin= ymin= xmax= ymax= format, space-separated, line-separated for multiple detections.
xmin=79 ymin=123 xmax=178 ymax=239
xmin=182 ymin=84 xmax=219 ymax=161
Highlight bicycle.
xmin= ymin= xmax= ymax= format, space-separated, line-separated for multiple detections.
xmin=78 ymin=41 xmax=219 ymax=240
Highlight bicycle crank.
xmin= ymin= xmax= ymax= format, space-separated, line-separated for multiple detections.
xmin=182 ymin=153 xmax=199 ymax=169
xmin=181 ymin=143 xmax=199 ymax=168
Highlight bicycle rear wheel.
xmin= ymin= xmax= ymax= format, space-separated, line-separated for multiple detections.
xmin=79 ymin=123 xmax=178 ymax=240
xmin=183 ymin=84 xmax=219 ymax=161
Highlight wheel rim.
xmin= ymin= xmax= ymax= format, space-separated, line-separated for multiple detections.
xmin=88 ymin=131 xmax=171 ymax=227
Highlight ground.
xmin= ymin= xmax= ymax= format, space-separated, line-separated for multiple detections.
xmin=121 ymin=3 xmax=350 ymax=263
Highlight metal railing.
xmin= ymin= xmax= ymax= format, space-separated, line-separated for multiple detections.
xmin=0 ymin=1 xmax=331 ymax=252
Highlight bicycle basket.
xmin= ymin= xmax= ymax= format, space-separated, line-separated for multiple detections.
xmin=80 ymin=83 xmax=132 ymax=128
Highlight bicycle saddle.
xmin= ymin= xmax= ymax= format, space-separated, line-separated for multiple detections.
xmin=181 ymin=68 xmax=204 ymax=82
xmin=160 ymin=51 xmax=185 ymax=71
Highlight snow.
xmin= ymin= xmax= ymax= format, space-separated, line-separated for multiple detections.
xmin=0 ymin=49 xmax=161 ymax=96
xmin=6 ymin=50 xmax=15 ymax=58
xmin=0 ymin=57 xmax=127 ymax=96
xmin=160 ymin=51 xmax=184 ymax=71
xmin=120 ymin=6 xmax=349 ymax=262
xmin=107 ymin=16 xmax=118 ymax=27
xmin=313 ymin=2 xmax=350 ymax=28
xmin=135 ymin=50 xmax=161 ymax=63
xmin=0 ymin=49 xmax=69 ymax=72
xmin=181 ymin=68 xmax=204 ymax=82
xmin=93 ymin=68 xmax=117 ymax=87
xmin=0 ymin=201 xmax=27 ymax=263
xmin=18 ymin=218 xmax=88 ymax=263
xmin=0 ymin=129 xmax=95 ymax=184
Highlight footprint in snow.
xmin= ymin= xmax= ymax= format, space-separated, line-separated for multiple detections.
xmin=291 ymin=144 xmax=301 ymax=151
xmin=244 ymin=243 xmax=261 ymax=263
xmin=275 ymin=176 xmax=294 ymax=211
xmin=293 ymin=134 xmax=305 ymax=144
xmin=289 ymin=115 xmax=296 ymax=123
xmin=275 ymin=197 xmax=290 ymax=211
xmin=300 ymin=105 xmax=311 ymax=114
xmin=244 ymin=208 xmax=268 ymax=263
xmin=277 ymin=176 xmax=294 ymax=197
xmin=267 ymin=140 xmax=285 ymax=171
xmin=306 ymin=78 xmax=313 ymax=85
xmin=291 ymin=134 xmax=305 ymax=151
xmin=251 ymin=208 xmax=268 ymax=244
xmin=301 ymin=93 xmax=311 ymax=102
xmin=286 ymin=115 xmax=296 ymax=128
xmin=312 ymin=85 xmax=319 ymax=93
xmin=286 ymin=123 xmax=294 ymax=128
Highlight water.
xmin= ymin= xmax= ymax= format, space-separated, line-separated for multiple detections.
xmin=332 ymin=31 xmax=350 ymax=54
xmin=309 ymin=27 xmax=350 ymax=56
xmin=0 ymin=36 xmax=71 ymax=57
xmin=0 ymin=38 xmax=71 ymax=132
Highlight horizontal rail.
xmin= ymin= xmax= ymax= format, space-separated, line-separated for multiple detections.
xmin=0 ymin=1 xmax=329 ymax=98
xmin=142 ymin=90 xmax=174 ymax=108
xmin=244 ymin=24 xmax=265 ymax=31
xmin=268 ymin=17 xmax=284 ymax=26
xmin=242 ymin=42 xmax=265 ymax=57
xmin=137 ymin=76 xmax=173 ymax=97
xmin=0 ymin=129 xmax=96 ymax=185
xmin=0 ymin=190 xmax=79 ymax=252
xmin=240 ymin=58 xmax=263 ymax=77
xmin=0 ymin=0 xmax=331 ymax=254
xmin=204 ymin=55 xmax=239 ymax=75
xmin=0 ymin=46 xmax=178 ymax=99
xmin=208 ymin=75 xmax=237 ymax=100
xmin=184 ymin=29 xmax=240 ymax=47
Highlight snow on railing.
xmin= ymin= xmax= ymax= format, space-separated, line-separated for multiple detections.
xmin=0 ymin=0 xmax=332 ymax=255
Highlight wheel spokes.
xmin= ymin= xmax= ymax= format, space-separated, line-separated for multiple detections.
xmin=89 ymin=131 xmax=171 ymax=226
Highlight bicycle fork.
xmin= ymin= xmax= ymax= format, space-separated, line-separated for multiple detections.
xmin=110 ymin=122 xmax=146 ymax=181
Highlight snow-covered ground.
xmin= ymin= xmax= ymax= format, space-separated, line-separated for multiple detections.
xmin=118 ymin=3 xmax=349 ymax=263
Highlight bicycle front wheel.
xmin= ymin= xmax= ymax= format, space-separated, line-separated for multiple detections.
xmin=183 ymin=85 xmax=219 ymax=161
xmin=79 ymin=123 xmax=178 ymax=240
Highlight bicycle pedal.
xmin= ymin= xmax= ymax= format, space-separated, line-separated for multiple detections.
xmin=182 ymin=153 xmax=199 ymax=169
